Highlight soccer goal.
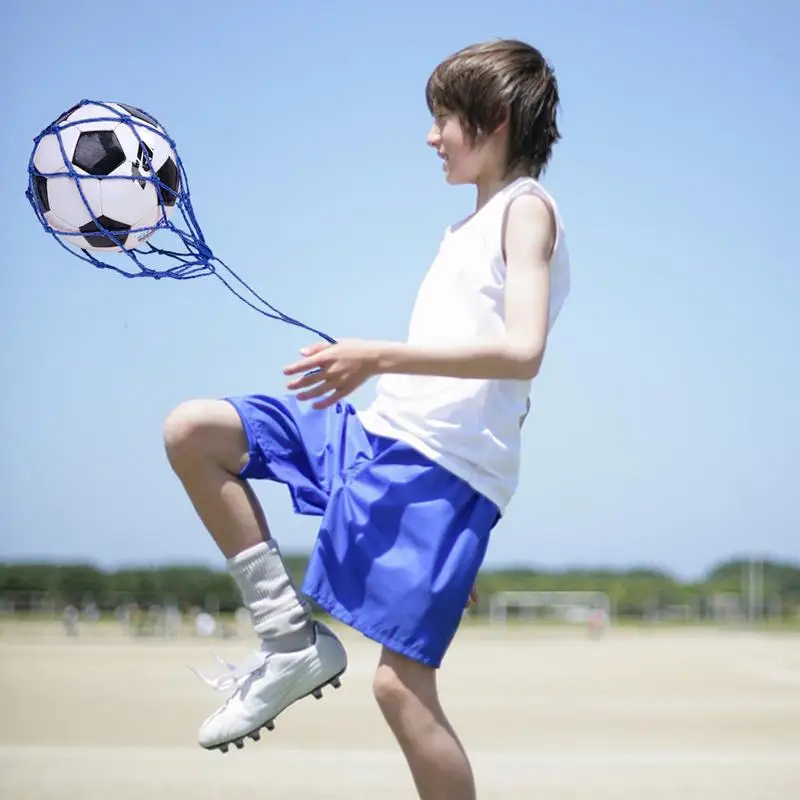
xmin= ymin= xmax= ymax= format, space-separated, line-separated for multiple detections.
xmin=488 ymin=590 xmax=611 ymax=630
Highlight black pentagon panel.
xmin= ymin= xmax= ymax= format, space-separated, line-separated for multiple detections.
xmin=79 ymin=215 xmax=131 ymax=248
xmin=118 ymin=103 xmax=161 ymax=128
xmin=73 ymin=130 xmax=125 ymax=176
xmin=33 ymin=175 xmax=50 ymax=213
xmin=156 ymin=157 xmax=180 ymax=206
xmin=52 ymin=102 xmax=82 ymax=127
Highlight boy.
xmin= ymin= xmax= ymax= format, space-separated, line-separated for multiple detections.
xmin=163 ymin=38 xmax=570 ymax=800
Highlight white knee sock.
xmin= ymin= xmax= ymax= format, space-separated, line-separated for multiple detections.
xmin=227 ymin=539 xmax=314 ymax=651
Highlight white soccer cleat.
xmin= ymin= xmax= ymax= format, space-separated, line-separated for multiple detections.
xmin=192 ymin=620 xmax=347 ymax=752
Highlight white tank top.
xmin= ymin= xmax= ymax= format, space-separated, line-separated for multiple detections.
xmin=358 ymin=177 xmax=571 ymax=512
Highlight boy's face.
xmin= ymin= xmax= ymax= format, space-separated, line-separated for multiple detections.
xmin=426 ymin=112 xmax=501 ymax=185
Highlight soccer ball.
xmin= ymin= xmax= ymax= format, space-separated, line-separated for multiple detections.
xmin=29 ymin=101 xmax=181 ymax=252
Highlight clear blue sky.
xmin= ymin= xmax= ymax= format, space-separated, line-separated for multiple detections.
xmin=1 ymin=0 xmax=797 ymax=580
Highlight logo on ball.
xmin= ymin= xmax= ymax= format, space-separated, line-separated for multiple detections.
xmin=131 ymin=142 xmax=154 ymax=190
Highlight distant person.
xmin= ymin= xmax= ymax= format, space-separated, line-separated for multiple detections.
xmin=62 ymin=604 xmax=79 ymax=637
xmin=163 ymin=37 xmax=569 ymax=800
xmin=164 ymin=605 xmax=183 ymax=637
xmin=82 ymin=600 xmax=100 ymax=623
xmin=588 ymin=608 xmax=609 ymax=639
xmin=195 ymin=612 xmax=217 ymax=638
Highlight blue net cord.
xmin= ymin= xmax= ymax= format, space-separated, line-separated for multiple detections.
xmin=25 ymin=99 xmax=336 ymax=345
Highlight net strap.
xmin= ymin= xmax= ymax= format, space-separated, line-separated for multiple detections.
xmin=26 ymin=99 xmax=337 ymax=344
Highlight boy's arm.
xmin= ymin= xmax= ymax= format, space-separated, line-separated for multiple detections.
xmin=374 ymin=193 xmax=555 ymax=381
xmin=284 ymin=194 xmax=555 ymax=408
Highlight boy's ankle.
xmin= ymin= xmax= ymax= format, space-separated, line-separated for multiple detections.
xmin=227 ymin=539 xmax=314 ymax=648
xmin=257 ymin=620 xmax=316 ymax=653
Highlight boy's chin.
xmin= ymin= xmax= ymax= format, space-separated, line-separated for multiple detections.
xmin=444 ymin=171 xmax=471 ymax=186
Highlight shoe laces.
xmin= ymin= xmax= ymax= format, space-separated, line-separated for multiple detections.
xmin=190 ymin=648 xmax=269 ymax=693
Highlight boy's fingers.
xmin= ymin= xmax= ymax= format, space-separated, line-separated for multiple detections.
xmin=286 ymin=368 xmax=327 ymax=391
xmin=283 ymin=361 xmax=310 ymax=376
xmin=296 ymin=385 xmax=328 ymax=402
xmin=284 ymin=357 xmax=324 ymax=376
xmin=300 ymin=341 xmax=333 ymax=357
xmin=312 ymin=390 xmax=344 ymax=410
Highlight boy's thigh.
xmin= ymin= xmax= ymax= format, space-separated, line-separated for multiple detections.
xmin=222 ymin=394 xmax=371 ymax=516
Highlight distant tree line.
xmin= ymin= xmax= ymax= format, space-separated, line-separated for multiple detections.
xmin=1 ymin=557 xmax=798 ymax=621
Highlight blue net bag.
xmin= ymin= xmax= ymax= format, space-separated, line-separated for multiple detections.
xmin=26 ymin=99 xmax=335 ymax=343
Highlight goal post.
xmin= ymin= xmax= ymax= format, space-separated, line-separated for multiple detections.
xmin=488 ymin=590 xmax=612 ymax=628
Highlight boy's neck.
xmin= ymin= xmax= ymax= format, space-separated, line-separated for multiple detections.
xmin=473 ymin=166 xmax=531 ymax=211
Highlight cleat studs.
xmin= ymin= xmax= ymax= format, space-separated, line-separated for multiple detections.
xmin=234 ymin=739 xmax=244 ymax=750
xmin=265 ymin=720 xmax=275 ymax=731
xmin=330 ymin=677 xmax=341 ymax=689
xmin=219 ymin=744 xmax=229 ymax=754
xmin=250 ymin=731 xmax=260 ymax=742
xmin=312 ymin=687 xmax=323 ymax=699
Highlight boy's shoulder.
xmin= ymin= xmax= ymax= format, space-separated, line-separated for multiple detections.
xmin=503 ymin=177 xmax=561 ymax=219
xmin=502 ymin=188 xmax=559 ymax=263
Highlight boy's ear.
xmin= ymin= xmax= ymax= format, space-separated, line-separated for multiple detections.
xmin=498 ymin=106 xmax=511 ymax=128
xmin=486 ymin=107 xmax=511 ymax=138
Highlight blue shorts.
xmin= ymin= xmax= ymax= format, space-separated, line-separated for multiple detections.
xmin=224 ymin=393 xmax=499 ymax=668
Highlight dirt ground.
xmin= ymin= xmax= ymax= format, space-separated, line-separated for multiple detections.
xmin=1 ymin=619 xmax=798 ymax=799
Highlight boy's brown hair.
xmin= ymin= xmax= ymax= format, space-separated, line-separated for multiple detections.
xmin=425 ymin=39 xmax=561 ymax=179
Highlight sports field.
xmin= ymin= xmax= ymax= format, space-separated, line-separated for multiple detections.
xmin=1 ymin=619 xmax=798 ymax=799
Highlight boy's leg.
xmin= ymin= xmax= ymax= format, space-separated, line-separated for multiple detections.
xmin=296 ymin=429 xmax=495 ymax=797
xmin=374 ymin=648 xmax=475 ymax=800
xmin=163 ymin=398 xmax=310 ymax=644
xmin=162 ymin=398 xmax=347 ymax=751
xmin=163 ymin=398 xmax=270 ymax=557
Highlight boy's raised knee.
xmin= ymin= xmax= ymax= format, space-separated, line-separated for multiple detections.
xmin=163 ymin=399 xmax=213 ymax=454
xmin=163 ymin=399 xmax=247 ymax=474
